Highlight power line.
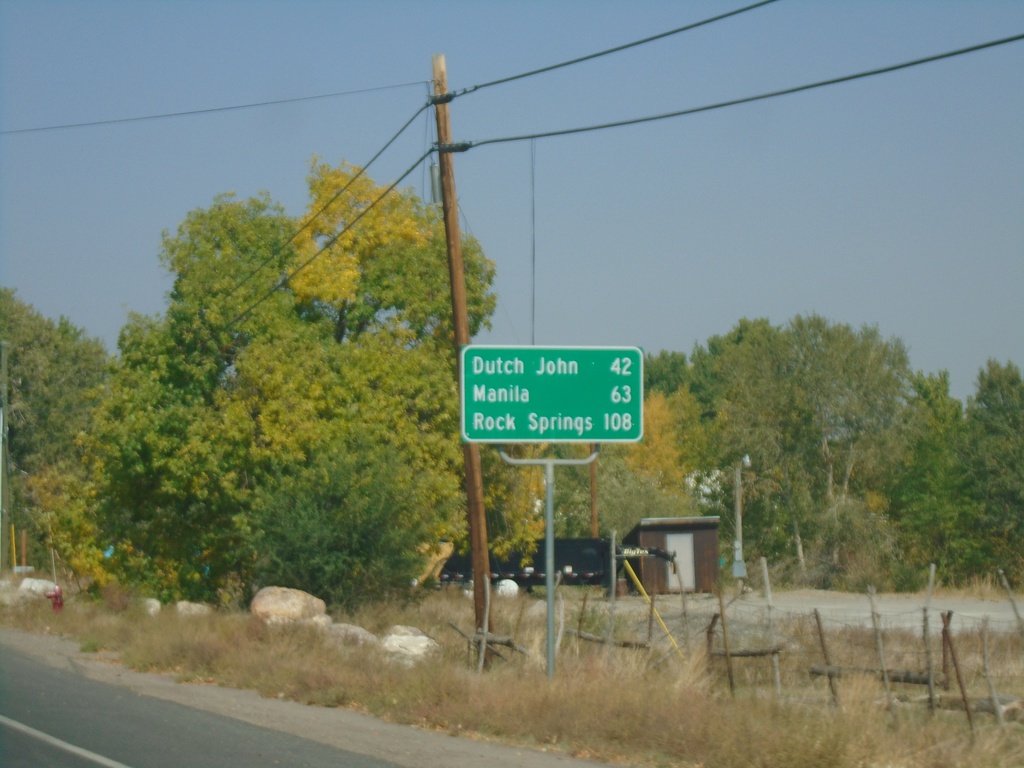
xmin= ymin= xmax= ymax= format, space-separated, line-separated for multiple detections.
xmin=449 ymin=0 xmax=779 ymax=99
xmin=440 ymin=32 xmax=1024 ymax=153
xmin=226 ymin=149 xmax=434 ymax=329
xmin=6 ymin=1 xmax=777 ymax=135
xmin=223 ymin=102 xmax=431 ymax=304
xmin=1 ymin=81 xmax=426 ymax=135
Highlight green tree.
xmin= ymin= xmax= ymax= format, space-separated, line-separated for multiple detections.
xmin=887 ymin=371 xmax=978 ymax=586
xmin=960 ymin=360 xmax=1024 ymax=581
xmin=704 ymin=315 xmax=912 ymax=587
xmin=644 ymin=350 xmax=689 ymax=396
xmin=0 ymin=288 xmax=108 ymax=473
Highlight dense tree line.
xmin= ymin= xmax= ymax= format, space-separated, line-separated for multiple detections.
xmin=0 ymin=287 xmax=110 ymax=584
xmin=2 ymin=160 xmax=1021 ymax=604
xmin=622 ymin=324 xmax=1024 ymax=589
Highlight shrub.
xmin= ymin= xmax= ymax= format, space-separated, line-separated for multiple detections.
xmin=253 ymin=443 xmax=430 ymax=612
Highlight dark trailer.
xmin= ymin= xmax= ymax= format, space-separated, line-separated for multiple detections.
xmin=440 ymin=538 xmax=610 ymax=590
xmin=439 ymin=538 xmax=682 ymax=593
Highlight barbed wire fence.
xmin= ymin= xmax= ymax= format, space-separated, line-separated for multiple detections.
xmin=607 ymin=560 xmax=1024 ymax=732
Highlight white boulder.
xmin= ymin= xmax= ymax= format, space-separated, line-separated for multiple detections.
xmin=139 ymin=598 xmax=161 ymax=617
xmin=494 ymin=578 xmax=519 ymax=597
xmin=19 ymin=577 xmax=57 ymax=596
xmin=250 ymin=586 xmax=326 ymax=625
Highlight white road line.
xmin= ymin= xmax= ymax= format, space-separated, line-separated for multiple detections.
xmin=0 ymin=713 xmax=135 ymax=768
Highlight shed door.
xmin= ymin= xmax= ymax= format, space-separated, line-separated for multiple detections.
xmin=664 ymin=533 xmax=695 ymax=592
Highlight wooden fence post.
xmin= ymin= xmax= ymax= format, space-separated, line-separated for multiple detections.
xmin=477 ymin=577 xmax=491 ymax=673
xmin=761 ymin=557 xmax=782 ymax=697
xmin=923 ymin=564 xmax=936 ymax=713
xmin=998 ymin=569 xmax=1024 ymax=641
xmin=868 ymin=587 xmax=895 ymax=717
xmin=982 ymin=618 xmax=1005 ymax=728
xmin=814 ymin=609 xmax=839 ymax=707
xmin=941 ymin=611 xmax=952 ymax=691
xmin=576 ymin=590 xmax=589 ymax=656
xmin=942 ymin=611 xmax=975 ymax=739
xmin=647 ymin=592 xmax=656 ymax=647
xmin=717 ymin=588 xmax=735 ymax=697
xmin=706 ymin=613 xmax=719 ymax=676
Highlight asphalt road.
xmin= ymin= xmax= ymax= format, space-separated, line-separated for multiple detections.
xmin=0 ymin=628 xmax=604 ymax=768
xmin=0 ymin=646 xmax=405 ymax=768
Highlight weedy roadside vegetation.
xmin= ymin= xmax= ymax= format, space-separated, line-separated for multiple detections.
xmin=3 ymin=585 xmax=1023 ymax=768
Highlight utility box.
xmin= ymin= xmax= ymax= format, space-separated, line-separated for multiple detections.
xmin=623 ymin=517 xmax=720 ymax=594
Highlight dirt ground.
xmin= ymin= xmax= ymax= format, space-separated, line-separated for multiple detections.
xmin=658 ymin=587 xmax=1024 ymax=629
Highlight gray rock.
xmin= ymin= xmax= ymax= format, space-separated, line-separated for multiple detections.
xmin=327 ymin=623 xmax=379 ymax=647
xmin=381 ymin=625 xmax=439 ymax=663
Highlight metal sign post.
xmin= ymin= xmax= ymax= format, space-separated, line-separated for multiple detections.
xmin=463 ymin=343 xmax=643 ymax=677
xmin=499 ymin=447 xmax=600 ymax=679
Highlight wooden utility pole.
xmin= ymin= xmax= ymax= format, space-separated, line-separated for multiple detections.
xmin=432 ymin=54 xmax=491 ymax=633
xmin=1 ymin=341 xmax=9 ymax=572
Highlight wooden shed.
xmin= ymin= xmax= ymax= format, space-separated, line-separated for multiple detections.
xmin=623 ymin=517 xmax=720 ymax=594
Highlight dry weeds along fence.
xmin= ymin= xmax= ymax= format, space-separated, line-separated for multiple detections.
xmin=454 ymin=570 xmax=1024 ymax=737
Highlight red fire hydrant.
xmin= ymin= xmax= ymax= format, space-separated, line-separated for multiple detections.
xmin=44 ymin=584 xmax=64 ymax=613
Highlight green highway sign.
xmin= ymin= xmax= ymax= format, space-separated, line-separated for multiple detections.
xmin=460 ymin=345 xmax=644 ymax=443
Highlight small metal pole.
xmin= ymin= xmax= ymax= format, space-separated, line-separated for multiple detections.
xmin=605 ymin=529 xmax=616 ymax=657
xmin=868 ymin=586 xmax=895 ymax=718
xmin=499 ymin=447 xmax=600 ymax=678
xmin=544 ymin=461 xmax=556 ymax=676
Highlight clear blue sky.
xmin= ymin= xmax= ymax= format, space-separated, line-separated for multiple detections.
xmin=2 ymin=1 xmax=1022 ymax=401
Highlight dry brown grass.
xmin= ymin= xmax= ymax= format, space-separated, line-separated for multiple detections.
xmin=3 ymin=587 xmax=1023 ymax=768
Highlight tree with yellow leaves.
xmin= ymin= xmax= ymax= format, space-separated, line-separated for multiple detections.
xmin=85 ymin=159 xmax=499 ymax=604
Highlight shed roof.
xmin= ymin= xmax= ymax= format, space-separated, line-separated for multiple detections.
xmin=634 ymin=516 xmax=720 ymax=526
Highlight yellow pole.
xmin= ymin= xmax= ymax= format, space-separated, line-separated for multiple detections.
xmin=10 ymin=524 xmax=16 ymax=572
xmin=622 ymin=560 xmax=685 ymax=660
